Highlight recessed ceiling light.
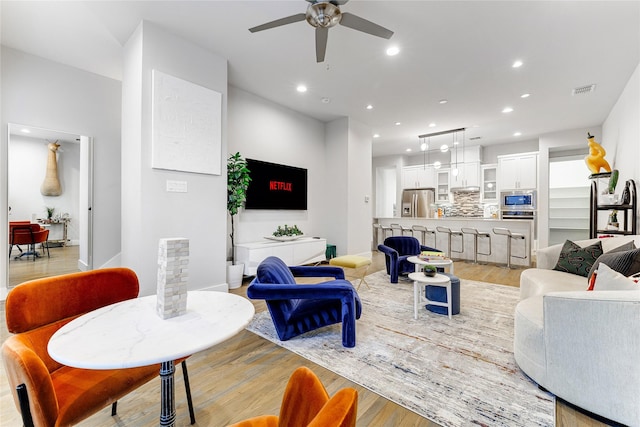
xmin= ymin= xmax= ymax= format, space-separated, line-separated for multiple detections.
xmin=440 ymin=144 xmax=449 ymax=153
xmin=420 ymin=142 xmax=428 ymax=151
xmin=395 ymin=122 xmax=401 ymax=126
xmin=512 ymin=60 xmax=523 ymax=68
xmin=296 ymin=85 xmax=307 ymax=93
xmin=521 ymin=93 xmax=530 ymax=98
xmin=429 ymin=123 xmax=436 ymax=128
xmin=406 ymin=148 xmax=412 ymax=152
xmin=321 ymin=97 xmax=331 ymax=103
xmin=439 ymin=99 xmax=448 ymax=104
xmin=373 ymin=134 xmax=380 ymax=138
xmin=433 ymin=161 xmax=442 ymax=169
xmin=502 ymin=107 xmax=514 ymax=113
xmin=514 ymin=132 xmax=522 ymax=137
xmin=21 ymin=128 xmax=31 ymax=133
xmin=386 ymin=46 xmax=400 ymax=56
xmin=366 ymin=104 xmax=373 ymax=110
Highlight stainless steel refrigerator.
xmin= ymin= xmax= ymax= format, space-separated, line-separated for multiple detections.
xmin=401 ymin=188 xmax=435 ymax=218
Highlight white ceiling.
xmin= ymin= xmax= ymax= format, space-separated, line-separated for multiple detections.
xmin=2 ymin=1 xmax=639 ymax=157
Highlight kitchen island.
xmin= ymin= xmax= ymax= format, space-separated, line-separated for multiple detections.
xmin=375 ymin=217 xmax=534 ymax=267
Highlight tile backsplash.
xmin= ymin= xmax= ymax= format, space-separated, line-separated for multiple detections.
xmin=449 ymin=190 xmax=484 ymax=217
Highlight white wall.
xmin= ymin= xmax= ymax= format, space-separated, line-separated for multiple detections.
xmin=603 ymin=63 xmax=640 ymax=191
xmin=346 ymin=118 xmax=373 ymax=255
xmin=227 ymin=86 xmax=327 ymax=247
xmin=8 ymin=134 xmax=80 ymax=243
xmin=324 ymin=118 xmax=350 ymax=255
xmin=603 ymin=62 xmax=640 ymax=234
xmin=121 ymin=21 xmax=228 ymax=296
xmin=1 ymin=46 xmax=122 ymax=287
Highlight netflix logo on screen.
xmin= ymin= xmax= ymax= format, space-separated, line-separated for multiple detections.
xmin=245 ymin=159 xmax=307 ymax=210
xmin=269 ymin=181 xmax=293 ymax=192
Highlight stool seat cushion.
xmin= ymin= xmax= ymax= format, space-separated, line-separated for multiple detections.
xmin=329 ymin=255 xmax=371 ymax=269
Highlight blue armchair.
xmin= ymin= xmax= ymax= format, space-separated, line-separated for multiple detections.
xmin=378 ymin=236 xmax=441 ymax=283
xmin=247 ymin=256 xmax=362 ymax=348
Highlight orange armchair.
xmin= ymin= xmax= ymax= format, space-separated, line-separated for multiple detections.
xmin=2 ymin=268 xmax=195 ymax=427
xmin=228 ymin=366 xmax=357 ymax=427
xmin=9 ymin=222 xmax=49 ymax=260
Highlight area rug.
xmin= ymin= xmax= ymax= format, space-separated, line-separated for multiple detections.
xmin=246 ymin=270 xmax=554 ymax=427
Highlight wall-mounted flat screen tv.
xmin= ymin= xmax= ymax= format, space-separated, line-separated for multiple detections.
xmin=244 ymin=159 xmax=308 ymax=210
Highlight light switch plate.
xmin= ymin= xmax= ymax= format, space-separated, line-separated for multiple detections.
xmin=166 ymin=180 xmax=188 ymax=193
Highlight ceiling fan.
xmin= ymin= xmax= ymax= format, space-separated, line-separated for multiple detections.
xmin=249 ymin=0 xmax=394 ymax=63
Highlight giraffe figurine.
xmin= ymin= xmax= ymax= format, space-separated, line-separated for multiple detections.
xmin=584 ymin=132 xmax=612 ymax=174
xmin=40 ymin=141 xmax=62 ymax=196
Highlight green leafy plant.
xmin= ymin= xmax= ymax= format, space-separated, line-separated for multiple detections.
xmin=45 ymin=206 xmax=55 ymax=220
xmin=227 ymin=152 xmax=251 ymax=263
xmin=273 ymin=224 xmax=303 ymax=237
xmin=423 ymin=264 xmax=437 ymax=277
xmin=608 ymin=169 xmax=619 ymax=194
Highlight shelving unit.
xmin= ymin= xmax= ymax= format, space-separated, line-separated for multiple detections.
xmin=589 ymin=174 xmax=636 ymax=238
xmin=549 ymin=186 xmax=589 ymax=245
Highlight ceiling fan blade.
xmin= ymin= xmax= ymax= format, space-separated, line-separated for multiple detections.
xmin=306 ymin=0 xmax=349 ymax=4
xmin=316 ymin=27 xmax=329 ymax=63
xmin=339 ymin=12 xmax=394 ymax=39
xmin=249 ymin=13 xmax=306 ymax=33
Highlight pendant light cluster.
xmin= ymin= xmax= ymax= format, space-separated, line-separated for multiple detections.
xmin=418 ymin=127 xmax=466 ymax=171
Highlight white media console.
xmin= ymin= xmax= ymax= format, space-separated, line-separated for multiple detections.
xmin=235 ymin=237 xmax=327 ymax=276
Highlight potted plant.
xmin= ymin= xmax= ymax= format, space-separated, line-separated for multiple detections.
xmin=423 ymin=264 xmax=437 ymax=277
xmin=227 ymin=152 xmax=251 ymax=289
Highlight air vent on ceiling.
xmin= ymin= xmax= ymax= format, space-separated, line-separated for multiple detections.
xmin=572 ymin=84 xmax=596 ymax=95
xmin=469 ymin=136 xmax=482 ymax=141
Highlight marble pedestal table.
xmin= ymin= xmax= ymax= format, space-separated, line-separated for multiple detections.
xmin=48 ymin=291 xmax=255 ymax=427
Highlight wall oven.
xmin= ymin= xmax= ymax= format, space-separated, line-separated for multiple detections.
xmin=500 ymin=189 xmax=537 ymax=237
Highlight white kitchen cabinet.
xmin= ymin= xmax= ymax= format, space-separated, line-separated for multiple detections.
xmin=450 ymin=161 xmax=479 ymax=188
xmin=497 ymin=152 xmax=538 ymax=190
xmin=402 ymin=165 xmax=435 ymax=189
xmin=436 ymin=169 xmax=450 ymax=202
xmin=481 ymin=164 xmax=498 ymax=201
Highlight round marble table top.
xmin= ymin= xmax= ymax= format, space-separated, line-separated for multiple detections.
xmin=48 ymin=291 xmax=255 ymax=369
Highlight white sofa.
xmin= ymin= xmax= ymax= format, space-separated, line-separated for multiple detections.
xmin=515 ymin=236 xmax=640 ymax=427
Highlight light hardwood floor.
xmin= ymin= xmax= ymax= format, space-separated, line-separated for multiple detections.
xmin=0 ymin=250 xmax=611 ymax=426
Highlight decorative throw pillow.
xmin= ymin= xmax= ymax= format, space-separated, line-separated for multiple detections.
xmin=553 ymin=239 xmax=603 ymax=277
xmin=592 ymin=263 xmax=640 ymax=291
xmin=587 ymin=244 xmax=640 ymax=281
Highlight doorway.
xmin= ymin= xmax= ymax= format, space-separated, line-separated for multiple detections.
xmin=375 ymin=166 xmax=397 ymax=218
xmin=5 ymin=124 xmax=93 ymax=290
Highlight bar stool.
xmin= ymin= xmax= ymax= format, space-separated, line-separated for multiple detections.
xmin=436 ymin=226 xmax=464 ymax=259
xmin=372 ymin=223 xmax=382 ymax=248
xmin=390 ymin=223 xmax=412 ymax=236
xmin=461 ymin=227 xmax=492 ymax=264
xmin=411 ymin=225 xmax=436 ymax=247
xmin=492 ymin=227 xmax=527 ymax=269
xmin=379 ymin=224 xmax=393 ymax=240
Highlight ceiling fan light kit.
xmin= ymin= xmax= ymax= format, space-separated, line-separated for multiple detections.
xmin=249 ymin=0 xmax=394 ymax=63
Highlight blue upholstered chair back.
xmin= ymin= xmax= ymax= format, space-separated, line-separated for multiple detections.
xmin=256 ymin=256 xmax=296 ymax=285
xmin=383 ymin=236 xmax=421 ymax=256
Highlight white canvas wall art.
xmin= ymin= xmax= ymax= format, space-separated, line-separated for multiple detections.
xmin=151 ymin=70 xmax=221 ymax=175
